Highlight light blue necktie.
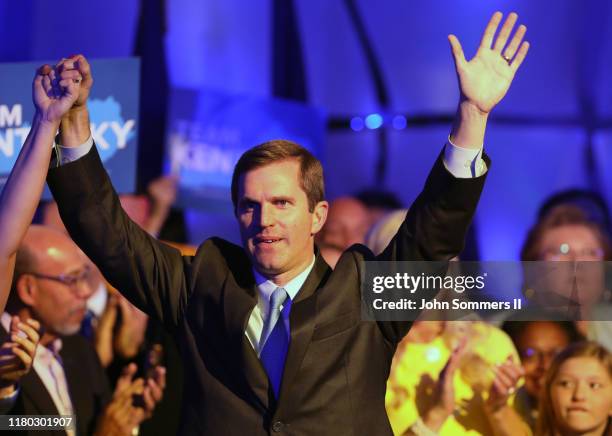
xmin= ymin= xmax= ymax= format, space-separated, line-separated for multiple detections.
xmin=260 ymin=287 xmax=291 ymax=398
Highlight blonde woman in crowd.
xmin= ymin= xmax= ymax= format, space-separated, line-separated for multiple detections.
xmin=387 ymin=320 xmax=529 ymax=435
xmin=367 ymin=211 xmax=530 ymax=435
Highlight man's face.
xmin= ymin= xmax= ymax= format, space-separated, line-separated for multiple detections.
xmin=551 ymin=357 xmax=612 ymax=435
xmin=24 ymin=230 xmax=93 ymax=337
xmin=237 ymin=159 xmax=327 ymax=284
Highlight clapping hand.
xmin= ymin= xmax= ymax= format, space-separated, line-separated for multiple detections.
xmin=95 ymin=363 xmax=166 ymax=436
xmin=486 ymin=356 xmax=524 ymax=412
xmin=0 ymin=317 xmax=40 ymax=395
xmin=419 ymin=341 xmax=468 ymax=433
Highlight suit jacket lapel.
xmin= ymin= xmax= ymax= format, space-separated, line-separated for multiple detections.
xmin=277 ymin=255 xmax=331 ymax=404
xmin=223 ymin=252 xmax=331 ymax=412
xmin=240 ymin=328 xmax=271 ymax=412
xmin=222 ymin=265 xmax=271 ymax=412
xmin=61 ymin=343 xmax=89 ymax=432
xmin=20 ymin=368 xmax=61 ymax=417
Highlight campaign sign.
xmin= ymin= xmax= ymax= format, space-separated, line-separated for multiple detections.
xmin=0 ymin=57 xmax=140 ymax=197
xmin=165 ymin=88 xmax=326 ymax=212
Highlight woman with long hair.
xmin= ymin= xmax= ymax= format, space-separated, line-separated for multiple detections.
xmin=537 ymin=341 xmax=612 ymax=436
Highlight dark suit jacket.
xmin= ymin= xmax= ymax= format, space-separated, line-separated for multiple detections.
xmin=1 ymin=328 xmax=111 ymax=436
xmin=48 ymin=146 xmax=487 ymax=435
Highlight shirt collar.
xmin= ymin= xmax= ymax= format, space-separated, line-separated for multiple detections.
xmin=1 ymin=312 xmax=11 ymax=332
xmin=86 ymin=282 xmax=108 ymax=317
xmin=253 ymin=255 xmax=316 ymax=303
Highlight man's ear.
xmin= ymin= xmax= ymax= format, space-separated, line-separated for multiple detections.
xmin=311 ymin=201 xmax=329 ymax=235
xmin=16 ymin=275 xmax=38 ymax=307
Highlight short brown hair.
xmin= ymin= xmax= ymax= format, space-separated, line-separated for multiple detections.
xmin=536 ymin=341 xmax=612 ymax=436
xmin=521 ymin=204 xmax=612 ymax=261
xmin=231 ymin=140 xmax=325 ymax=213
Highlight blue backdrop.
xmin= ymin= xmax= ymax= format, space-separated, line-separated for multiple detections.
xmin=1 ymin=0 xmax=610 ymax=258
xmin=0 ymin=57 xmax=140 ymax=197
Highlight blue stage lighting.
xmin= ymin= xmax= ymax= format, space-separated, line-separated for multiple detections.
xmin=392 ymin=115 xmax=407 ymax=130
xmin=365 ymin=113 xmax=383 ymax=129
xmin=350 ymin=117 xmax=365 ymax=131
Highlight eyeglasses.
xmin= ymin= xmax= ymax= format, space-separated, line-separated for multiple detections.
xmin=29 ymin=265 xmax=93 ymax=295
xmin=540 ymin=243 xmax=605 ymax=261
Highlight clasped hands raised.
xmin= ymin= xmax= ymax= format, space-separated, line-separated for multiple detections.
xmin=33 ymin=54 xmax=92 ymax=125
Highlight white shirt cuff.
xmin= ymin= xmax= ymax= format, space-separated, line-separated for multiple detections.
xmin=56 ymin=135 xmax=94 ymax=165
xmin=442 ymin=138 xmax=488 ymax=178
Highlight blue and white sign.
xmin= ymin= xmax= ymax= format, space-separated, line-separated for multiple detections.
xmin=165 ymin=87 xmax=326 ymax=212
xmin=0 ymin=57 xmax=140 ymax=197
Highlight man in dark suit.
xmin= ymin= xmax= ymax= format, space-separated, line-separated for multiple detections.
xmin=46 ymin=12 xmax=529 ymax=435
xmin=3 ymin=225 xmax=165 ymax=435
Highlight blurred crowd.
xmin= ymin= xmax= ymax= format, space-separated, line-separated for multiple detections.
xmin=0 ymin=175 xmax=180 ymax=435
xmin=321 ymin=188 xmax=612 ymax=436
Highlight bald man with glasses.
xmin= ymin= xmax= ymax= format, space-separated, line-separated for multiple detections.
xmin=2 ymin=225 xmax=166 ymax=436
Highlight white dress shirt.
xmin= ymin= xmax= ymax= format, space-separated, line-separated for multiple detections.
xmin=246 ymin=256 xmax=316 ymax=355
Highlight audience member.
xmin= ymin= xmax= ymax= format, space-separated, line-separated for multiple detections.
xmin=316 ymin=196 xmax=370 ymax=266
xmin=520 ymin=204 xmax=610 ymax=321
xmin=386 ymin=321 xmax=529 ymax=435
xmin=536 ymin=341 xmax=611 ymax=436
xmin=529 ymin=190 xmax=612 ymax=351
xmin=3 ymin=225 xmax=165 ymax=435
xmin=503 ymin=319 xmax=583 ymax=429
xmin=93 ymin=288 xmax=149 ymax=368
xmin=522 ymin=204 xmax=611 ymax=263
xmin=95 ymin=285 xmax=183 ymax=436
xmin=538 ymin=189 xmax=611 ymax=237
xmin=0 ymin=316 xmax=40 ymax=413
